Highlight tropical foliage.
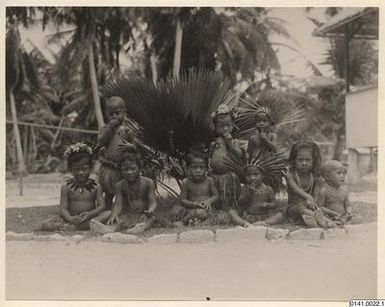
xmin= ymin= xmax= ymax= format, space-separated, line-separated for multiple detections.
xmin=5 ymin=6 xmax=377 ymax=176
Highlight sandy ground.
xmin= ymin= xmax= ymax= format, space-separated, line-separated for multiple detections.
xmin=6 ymin=222 xmax=376 ymax=301
xmin=5 ymin=173 xmax=378 ymax=301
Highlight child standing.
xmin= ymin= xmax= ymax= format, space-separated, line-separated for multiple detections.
xmin=90 ymin=145 xmax=157 ymax=235
xmin=318 ymin=160 xmax=355 ymax=223
xmin=98 ymin=96 xmax=135 ymax=209
xmin=247 ymin=107 xmax=277 ymax=157
xmin=209 ymin=105 xmax=246 ymax=226
xmin=40 ymin=143 xmax=110 ymax=231
xmin=284 ymin=141 xmax=333 ymax=227
xmin=179 ymin=152 xmax=219 ymax=225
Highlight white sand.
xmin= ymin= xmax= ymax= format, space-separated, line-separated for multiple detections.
xmin=6 ymin=222 xmax=376 ymax=301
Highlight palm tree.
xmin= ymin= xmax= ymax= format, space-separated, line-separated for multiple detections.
xmin=143 ymin=7 xmax=290 ymax=86
xmin=304 ymin=7 xmax=378 ymax=160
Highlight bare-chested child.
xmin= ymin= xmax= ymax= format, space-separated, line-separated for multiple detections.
xmin=247 ymin=107 xmax=277 ymax=157
xmin=179 ymin=152 xmax=219 ymax=225
xmin=209 ymin=104 xmax=247 ymax=226
xmin=40 ymin=143 xmax=110 ymax=231
xmin=284 ymin=141 xmax=335 ymax=228
xmin=90 ymin=145 xmax=157 ymax=235
xmin=318 ymin=160 xmax=356 ymax=223
xmin=98 ymin=96 xmax=135 ymax=209
xmin=239 ymin=165 xmax=284 ymax=225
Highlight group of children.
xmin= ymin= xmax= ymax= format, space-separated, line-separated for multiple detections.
xmin=40 ymin=95 xmax=356 ymax=235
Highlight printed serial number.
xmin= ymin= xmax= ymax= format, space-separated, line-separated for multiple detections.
xmin=350 ymin=300 xmax=385 ymax=306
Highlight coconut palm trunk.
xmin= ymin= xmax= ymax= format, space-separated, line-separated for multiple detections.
xmin=88 ymin=44 xmax=105 ymax=129
xmin=172 ymin=18 xmax=183 ymax=76
xmin=9 ymin=89 xmax=26 ymax=176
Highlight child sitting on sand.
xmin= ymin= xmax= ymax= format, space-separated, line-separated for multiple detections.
xmin=90 ymin=144 xmax=157 ymax=235
xmin=317 ymin=160 xmax=357 ymax=223
xmin=240 ymin=165 xmax=284 ymax=225
xmin=284 ymin=141 xmax=335 ymax=228
xmin=179 ymin=151 xmax=219 ymax=226
xmin=98 ymin=96 xmax=136 ymax=209
xmin=40 ymin=143 xmax=110 ymax=231
xmin=209 ymin=105 xmax=247 ymax=226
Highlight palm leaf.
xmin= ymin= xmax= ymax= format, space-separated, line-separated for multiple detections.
xmin=100 ymin=68 xmax=236 ymax=160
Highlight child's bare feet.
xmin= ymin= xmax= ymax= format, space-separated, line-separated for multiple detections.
xmin=302 ymin=214 xmax=318 ymax=228
xmin=126 ymin=223 xmax=147 ymax=235
xmin=90 ymin=219 xmax=113 ymax=234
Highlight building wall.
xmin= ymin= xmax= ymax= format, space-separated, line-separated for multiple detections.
xmin=346 ymin=87 xmax=378 ymax=148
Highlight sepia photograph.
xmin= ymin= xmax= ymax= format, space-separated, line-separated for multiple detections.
xmin=4 ymin=4 xmax=380 ymax=303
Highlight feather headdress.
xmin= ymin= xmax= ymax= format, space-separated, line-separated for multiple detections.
xmin=234 ymin=90 xmax=307 ymax=139
xmin=224 ymin=149 xmax=287 ymax=191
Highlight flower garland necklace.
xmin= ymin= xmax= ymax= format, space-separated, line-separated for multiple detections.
xmin=295 ymin=171 xmax=313 ymax=193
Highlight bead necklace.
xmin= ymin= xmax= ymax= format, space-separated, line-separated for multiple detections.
xmin=248 ymin=183 xmax=268 ymax=196
xmin=295 ymin=171 xmax=313 ymax=192
xmin=325 ymin=184 xmax=344 ymax=198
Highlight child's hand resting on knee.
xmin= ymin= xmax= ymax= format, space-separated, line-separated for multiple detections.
xmin=306 ymin=198 xmax=318 ymax=210
xmin=107 ymin=214 xmax=119 ymax=225
xmin=201 ymin=200 xmax=212 ymax=211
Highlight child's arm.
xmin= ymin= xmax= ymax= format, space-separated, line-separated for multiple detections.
xmin=344 ymin=188 xmax=353 ymax=215
xmin=145 ymin=179 xmax=157 ymax=214
xmin=107 ymin=182 xmax=124 ymax=225
xmin=223 ymin=134 xmax=243 ymax=160
xmin=79 ymin=185 xmax=107 ymax=222
xmin=59 ymin=185 xmax=79 ymax=224
xmin=285 ymin=171 xmax=317 ymax=209
xmin=261 ymin=186 xmax=278 ymax=209
xmin=260 ymin=132 xmax=277 ymax=152
xmin=201 ymin=178 xmax=219 ymax=210
xmin=180 ymin=179 xmax=201 ymax=209
xmin=238 ymin=185 xmax=252 ymax=209
xmin=98 ymin=119 xmax=120 ymax=147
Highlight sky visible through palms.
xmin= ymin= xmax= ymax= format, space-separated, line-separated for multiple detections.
xmin=18 ymin=7 xmax=333 ymax=80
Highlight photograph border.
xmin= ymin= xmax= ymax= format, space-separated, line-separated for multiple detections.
xmin=1 ymin=0 xmax=384 ymax=306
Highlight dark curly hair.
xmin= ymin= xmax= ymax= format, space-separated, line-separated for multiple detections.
xmin=288 ymin=141 xmax=322 ymax=175
xmin=119 ymin=142 xmax=143 ymax=167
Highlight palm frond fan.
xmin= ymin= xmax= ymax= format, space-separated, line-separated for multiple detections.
xmin=234 ymin=90 xmax=307 ymax=139
xmin=224 ymin=149 xmax=287 ymax=192
xmin=100 ymin=68 xmax=236 ymax=160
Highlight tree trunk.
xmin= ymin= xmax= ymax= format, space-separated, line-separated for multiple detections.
xmin=9 ymin=90 xmax=26 ymax=175
xmin=333 ymin=129 xmax=345 ymax=161
xmin=173 ymin=18 xmax=183 ymax=77
xmin=88 ymin=44 xmax=105 ymax=129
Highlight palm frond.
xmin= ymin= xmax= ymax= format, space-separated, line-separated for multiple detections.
xmin=100 ymin=68 xmax=236 ymax=160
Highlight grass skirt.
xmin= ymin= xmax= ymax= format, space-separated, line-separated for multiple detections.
xmin=98 ymin=163 xmax=121 ymax=194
